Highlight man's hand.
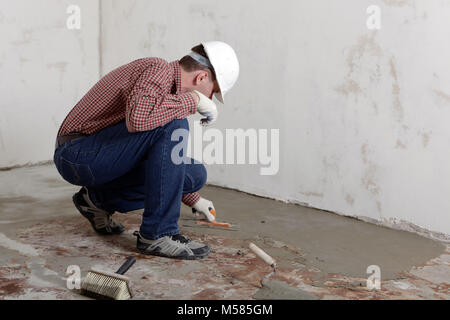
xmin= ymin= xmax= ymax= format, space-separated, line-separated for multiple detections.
xmin=192 ymin=197 xmax=216 ymax=222
xmin=192 ymin=90 xmax=218 ymax=126
xmin=190 ymin=91 xmax=200 ymax=105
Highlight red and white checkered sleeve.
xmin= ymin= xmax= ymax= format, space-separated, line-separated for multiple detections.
xmin=126 ymin=63 xmax=197 ymax=133
xmin=182 ymin=192 xmax=201 ymax=207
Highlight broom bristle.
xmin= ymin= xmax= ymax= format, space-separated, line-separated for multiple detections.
xmin=81 ymin=269 xmax=132 ymax=300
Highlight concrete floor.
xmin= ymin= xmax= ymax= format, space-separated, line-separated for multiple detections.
xmin=0 ymin=164 xmax=448 ymax=300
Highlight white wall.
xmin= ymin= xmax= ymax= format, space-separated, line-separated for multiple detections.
xmin=0 ymin=0 xmax=100 ymax=167
xmin=101 ymin=0 xmax=450 ymax=238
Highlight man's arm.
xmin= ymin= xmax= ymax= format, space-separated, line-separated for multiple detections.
xmin=182 ymin=192 xmax=200 ymax=207
xmin=125 ymin=61 xmax=202 ymax=207
xmin=126 ymin=62 xmax=197 ymax=133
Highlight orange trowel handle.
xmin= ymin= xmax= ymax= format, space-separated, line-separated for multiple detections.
xmin=208 ymin=207 xmax=216 ymax=219
xmin=196 ymin=220 xmax=231 ymax=228
xmin=192 ymin=207 xmax=229 ymax=228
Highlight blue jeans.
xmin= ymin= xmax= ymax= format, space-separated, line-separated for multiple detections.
xmin=53 ymin=119 xmax=207 ymax=239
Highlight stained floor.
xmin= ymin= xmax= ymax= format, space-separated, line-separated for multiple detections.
xmin=0 ymin=164 xmax=448 ymax=299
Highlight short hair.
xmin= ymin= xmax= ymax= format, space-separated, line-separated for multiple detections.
xmin=179 ymin=45 xmax=216 ymax=81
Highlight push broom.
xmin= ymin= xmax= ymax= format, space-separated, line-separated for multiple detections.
xmin=81 ymin=256 xmax=136 ymax=300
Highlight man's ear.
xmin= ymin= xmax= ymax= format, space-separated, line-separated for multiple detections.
xmin=194 ymin=71 xmax=209 ymax=85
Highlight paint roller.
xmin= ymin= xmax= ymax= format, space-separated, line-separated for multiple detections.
xmin=249 ymin=243 xmax=319 ymax=299
xmin=249 ymin=242 xmax=277 ymax=285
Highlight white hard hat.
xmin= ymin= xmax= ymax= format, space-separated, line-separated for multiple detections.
xmin=201 ymin=41 xmax=240 ymax=104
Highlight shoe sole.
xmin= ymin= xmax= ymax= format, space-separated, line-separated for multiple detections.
xmin=72 ymin=192 xmax=124 ymax=235
xmin=137 ymin=247 xmax=210 ymax=260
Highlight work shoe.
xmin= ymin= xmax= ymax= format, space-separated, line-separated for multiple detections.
xmin=73 ymin=187 xmax=125 ymax=235
xmin=133 ymin=231 xmax=210 ymax=260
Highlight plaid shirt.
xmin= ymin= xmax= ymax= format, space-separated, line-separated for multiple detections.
xmin=57 ymin=58 xmax=200 ymax=206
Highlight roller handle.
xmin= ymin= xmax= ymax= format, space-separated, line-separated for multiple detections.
xmin=249 ymin=243 xmax=276 ymax=267
xmin=116 ymin=256 xmax=136 ymax=275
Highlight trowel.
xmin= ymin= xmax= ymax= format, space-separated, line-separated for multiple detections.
xmin=181 ymin=207 xmax=239 ymax=231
